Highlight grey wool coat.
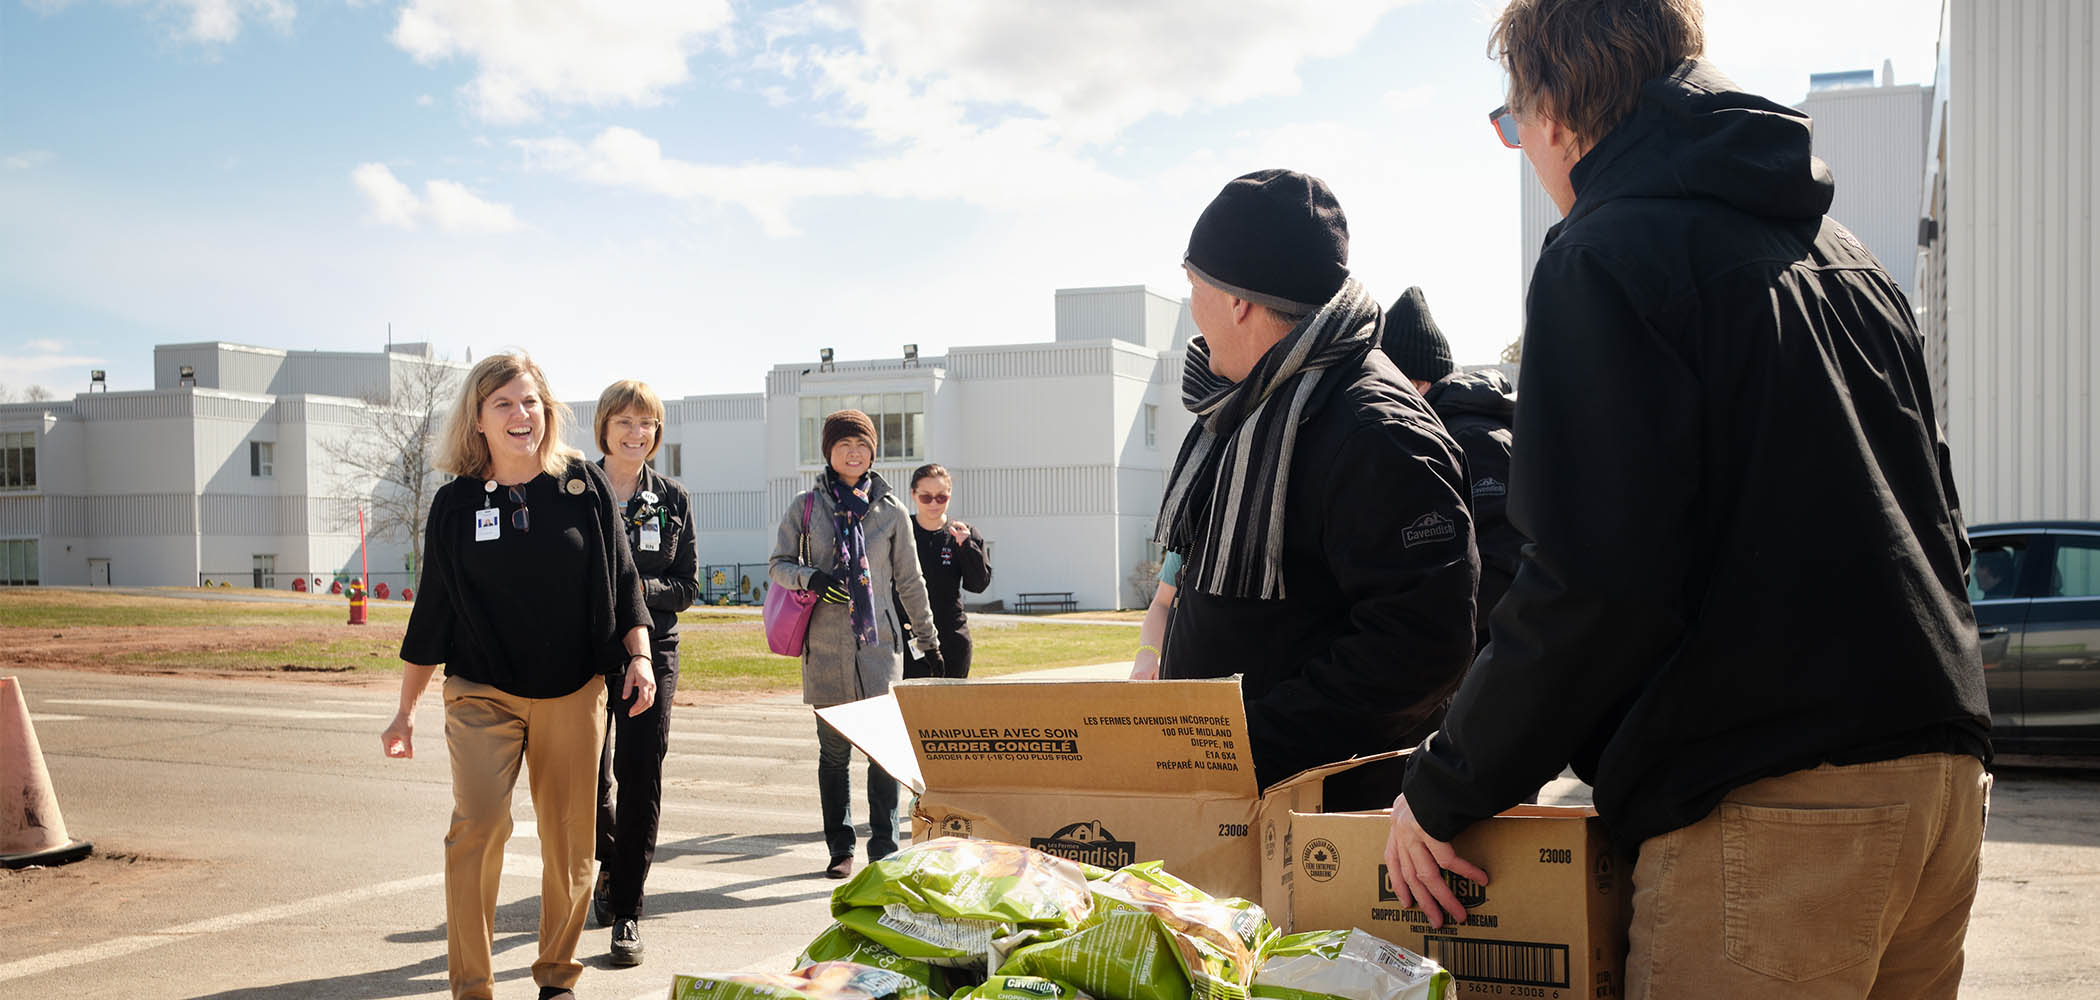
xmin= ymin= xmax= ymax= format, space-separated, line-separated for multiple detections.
xmin=769 ymin=471 xmax=941 ymax=706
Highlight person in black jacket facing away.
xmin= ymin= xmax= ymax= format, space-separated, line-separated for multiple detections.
xmin=1382 ymin=286 xmax=1522 ymax=654
xmin=586 ymin=379 xmax=698 ymax=968
xmin=1158 ymin=169 xmax=1478 ymax=807
xmin=1385 ymin=3 xmax=1991 ymax=997
xmin=894 ymin=463 xmax=991 ymax=678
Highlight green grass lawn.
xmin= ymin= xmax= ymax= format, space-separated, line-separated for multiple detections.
xmin=1 ymin=590 xmax=1138 ymax=693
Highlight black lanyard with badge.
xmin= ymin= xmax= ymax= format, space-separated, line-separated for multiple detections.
xmin=628 ymin=489 xmax=663 ymax=553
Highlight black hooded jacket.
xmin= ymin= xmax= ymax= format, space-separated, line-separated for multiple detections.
xmin=1424 ymin=368 xmax=1520 ymax=645
xmin=1402 ymin=61 xmax=1989 ymax=851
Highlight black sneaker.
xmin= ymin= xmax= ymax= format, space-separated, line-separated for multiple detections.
xmin=610 ymin=918 xmax=643 ymax=967
xmin=590 ymin=869 xmax=614 ymax=928
xmin=537 ymin=988 xmax=576 ymax=1000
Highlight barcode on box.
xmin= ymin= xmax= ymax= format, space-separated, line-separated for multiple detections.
xmin=1421 ymin=935 xmax=1571 ymax=988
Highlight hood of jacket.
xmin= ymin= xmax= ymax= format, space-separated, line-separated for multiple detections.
xmin=1553 ymin=59 xmax=1832 ymax=243
xmin=1425 ymin=368 xmax=1516 ymax=423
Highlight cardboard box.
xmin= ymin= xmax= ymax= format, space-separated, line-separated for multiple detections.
xmin=1272 ymin=806 xmax=1631 ymax=1000
xmin=817 ymin=678 xmax=1394 ymax=904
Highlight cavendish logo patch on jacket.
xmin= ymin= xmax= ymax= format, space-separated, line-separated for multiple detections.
xmin=1470 ymin=477 xmax=1507 ymax=498
xmin=1029 ymin=820 xmax=1136 ymax=868
xmin=1402 ymin=511 xmax=1458 ymax=548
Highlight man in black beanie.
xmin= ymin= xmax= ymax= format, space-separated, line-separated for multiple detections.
xmin=1381 ymin=287 xmax=1523 ymax=655
xmin=1156 ymin=169 xmax=1478 ymax=806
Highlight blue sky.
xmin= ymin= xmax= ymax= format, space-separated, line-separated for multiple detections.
xmin=2 ymin=0 xmax=1944 ymax=400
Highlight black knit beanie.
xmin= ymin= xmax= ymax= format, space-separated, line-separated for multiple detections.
xmin=1382 ymin=286 xmax=1455 ymax=384
xmin=821 ymin=409 xmax=878 ymax=460
xmin=1183 ymin=169 xmax=1349 ymax=316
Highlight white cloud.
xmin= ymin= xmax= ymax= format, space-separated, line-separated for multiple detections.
xmin=389 ymin=0 xmax=736 ymax=123
xmin=422 ymin=179 xmax=522 ymax=234
xmin=786 ymin=0 xmax=1416 ymax=144
xmin=416 ymin=93 xmax=435 ymax=107
xmin=38 ymin=0 xmax=297 ymax=44
xmin=2 ymin=150 xmax=56 ymax=169
xmin=351 ymin=163 xmax=421 ymax=229
xmin=351 ymin=163 xmax=520 ymax=234
xmin=24 ymin=339 xmax=66 ymax=353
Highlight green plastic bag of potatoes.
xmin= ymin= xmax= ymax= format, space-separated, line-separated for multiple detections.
xmin=668 ymin=961 xmax=935 ymax=1000
xmin=796 ymin=922 xmax=952 ymax=997
xmin=949 ymin=975 xmax=1098 ymax=1000
xmin=1250 ymin=928 xmax=1453 ymax=1000
xmin=832 ymin=838 xmax=1098 ymax=969
xmin=997 ymin=860 xmax=1273 ymax=1000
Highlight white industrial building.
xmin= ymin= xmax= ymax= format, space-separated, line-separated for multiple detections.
xmin=1919 ymin=0 xmax=2098 ymax=523
xmin=564 ymin=285 xmax=1200 ymax=611
xmin=0 ymin=343 xmax=460 ymax=590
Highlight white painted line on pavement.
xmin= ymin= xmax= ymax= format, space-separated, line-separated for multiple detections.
xmin=28 ymin=714 xmax=85 ymax=723
xmin=0 ymin=870 xmax=446 ymax=983
xmin=666 ymin=750 xmax=813 ymax=769
xmin=44 ymin=698 xmax=385 ymax=721
xmin=669 ymin=731 xmax=813 ymax=749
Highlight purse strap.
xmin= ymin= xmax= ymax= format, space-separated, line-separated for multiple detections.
xmin=799 ymin=490 xmax=814 ymax=566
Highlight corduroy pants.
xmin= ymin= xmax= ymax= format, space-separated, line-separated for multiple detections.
xmin=442 ymin=674 xmax=607 ymax=1000
xmin=1626 ymin=752 xmax=1989 ymax=1000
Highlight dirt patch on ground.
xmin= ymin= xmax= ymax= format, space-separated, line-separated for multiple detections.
xmin=0 ymin=851 xmax=199 ymax=945
xmin=0 ymin=624 xmax=406 ymax=687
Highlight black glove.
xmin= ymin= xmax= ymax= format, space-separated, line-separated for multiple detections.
xmin=807 ymin=569 xmax=852 ymax=604
xmin=918 ymin=647 xmax=946 ymax=676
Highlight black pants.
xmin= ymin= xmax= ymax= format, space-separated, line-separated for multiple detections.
xmin=595 ymin=645 xmax=677 ymax=920
xmin=903 ymin=629 xmax=973 ymax=679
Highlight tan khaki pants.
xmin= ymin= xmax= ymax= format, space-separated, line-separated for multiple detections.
xmin=1628 ymin=753 xmax=1989 ymax=1000
xmin=442 ymin=674 xmax=607 ymax=1000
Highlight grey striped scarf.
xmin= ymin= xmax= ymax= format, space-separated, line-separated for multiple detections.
xmin=1156 ymin=279 xmax=1384 ymax=599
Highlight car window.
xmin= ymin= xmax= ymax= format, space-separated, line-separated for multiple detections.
xmin=2045 ymin=536 xmax=2100 ymax=598
xmin=1969 ymin=538 xmax=2026 ymax=601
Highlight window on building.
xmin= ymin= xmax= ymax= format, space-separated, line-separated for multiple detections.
xmin=659 ymin=443 xmax=683 ymax=478
xmin=798 ymin=392 xmax=926 ymax=465
xmin=0 ymin=431 xmax=36 ymax=491
xmin=250 ymin=441 xmax=274 ymax=478
xmin=1144 ymin=404 xmax=1158 ymax=449
xmin=252 ymin=554 xmax=276 ymax=589
xmin=0 ymin=539 xmax=37 ymax=586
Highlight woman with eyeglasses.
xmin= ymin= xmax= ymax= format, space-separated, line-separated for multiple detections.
xmin=770 ymin=409 xmax=943 ymax=880
xmin=584 ymin=379 xmax=697 ymax=969
xmin=381 ymin=352 xmax=655 ymax=1000
xmin=893 ymin=463 xmax=991 ymax=679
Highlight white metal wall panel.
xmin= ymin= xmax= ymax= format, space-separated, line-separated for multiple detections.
xmin=87 ymin=495 xmax=195 ymax=536
xmin=1944 ymin=0 xmax=2099 ymax=523
xmin=1055 ymin=286 xmax=1145 ymax=344
xmin=945 ymin=344 xmax=1112 ymax=380
xmin=1799 ymin=85 xmax=1931 ymax=296
xmin=215 ymin=346 xmax=287 ymax=395
xmin=1517 ymin=157 xmax=1561 ymax=311
xmin=685 ymin=395 xmax=764 ymax=423
xmin=0 ymin=496 xmax=39 ymax=534
xmin=695 ymin=491 xmax=765 ymax=532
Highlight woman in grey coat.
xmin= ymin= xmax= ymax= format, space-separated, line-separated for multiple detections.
xmin=769 ymin=409 xmax=942 ymax=879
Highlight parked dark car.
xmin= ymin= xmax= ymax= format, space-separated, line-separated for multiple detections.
xmin=1967 ymin=521 xmax=2100 ymax=755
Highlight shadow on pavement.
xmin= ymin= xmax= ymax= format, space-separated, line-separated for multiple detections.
xmin=1980 ymin=763 xmax=2100 ymax=848
xmin=194 ymin=899 xmax=548 ymax=999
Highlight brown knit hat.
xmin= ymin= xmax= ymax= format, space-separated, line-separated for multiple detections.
xmin=821 ymin=409 xmax=878 ymax=459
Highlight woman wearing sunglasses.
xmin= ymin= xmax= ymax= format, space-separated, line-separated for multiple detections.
xmin=585 ymin=379 xmax=698 ymax=969
xmin=381 ymin=352 xmax=655 ymax=1000
xmin=894 ymin=463 xmax=991 ymax=679
xmin=770 ymin=409 xmax=943 ymax=880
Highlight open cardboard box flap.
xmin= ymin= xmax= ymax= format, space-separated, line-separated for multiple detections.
xmin=819 ymin=678 xmax=1412 ymax=901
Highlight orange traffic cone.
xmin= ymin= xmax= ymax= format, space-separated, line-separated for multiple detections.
xmin=0 ymin=676 xmax=93 ymax=868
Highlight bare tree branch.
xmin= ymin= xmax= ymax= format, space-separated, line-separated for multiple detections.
xmin=321 ymin=357 xmax=461 ymax=584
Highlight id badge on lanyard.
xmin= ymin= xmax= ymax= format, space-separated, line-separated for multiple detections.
xmin=639 ymin=513 xmax=662 ymax=552
xmin=474 ymin=506 xmax=500 ymax=542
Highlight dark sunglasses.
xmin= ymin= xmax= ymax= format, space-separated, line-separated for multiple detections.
xmin=507 ymin=484 xmax=530 ymax=533
xmin=915 ymin=492 xmax=951 ymax=504
xmin=1489 ymin=104 xmax=1521 ymax=149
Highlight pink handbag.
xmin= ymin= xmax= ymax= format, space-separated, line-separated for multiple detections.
xmin=763 ymin=493 xmax=819 ymax=656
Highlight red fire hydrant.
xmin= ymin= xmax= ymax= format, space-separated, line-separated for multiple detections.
xmin=346 ymin=583 xmax=368 ymax=626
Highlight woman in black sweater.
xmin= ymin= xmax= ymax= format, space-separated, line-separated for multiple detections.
xmin=896 ymin=463 xmax=991 ymax=678
xmin=381 ymin=352 xmax=654 ymax=1000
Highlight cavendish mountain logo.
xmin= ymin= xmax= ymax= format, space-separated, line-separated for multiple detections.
xmin=1030 ymin=820 xmax=1136 ymax=868
xmin=938 ymin=815 xmax=974 ymax=838
xmin=1402 ymin=511 xmax=1457 ymax=548
xmin=1378 ymin=864 xmax=1489 ymax=908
